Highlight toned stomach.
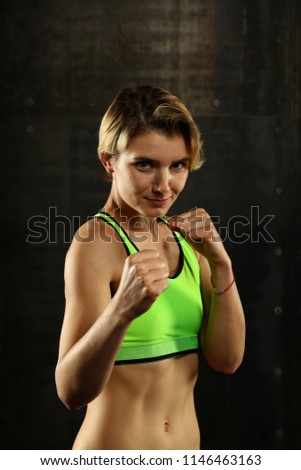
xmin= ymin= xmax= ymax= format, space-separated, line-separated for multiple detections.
xmin=73 ymin=353 xmax=200 ymax=450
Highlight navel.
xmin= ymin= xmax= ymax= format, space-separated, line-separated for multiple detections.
xmin=164 ymin=420 xmax=170 ymax=432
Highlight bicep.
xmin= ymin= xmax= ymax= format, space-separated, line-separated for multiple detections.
xmin=57 ymin=236 xmax=113 ymax=362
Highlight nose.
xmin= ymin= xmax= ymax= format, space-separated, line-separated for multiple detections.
xmin=152 ymin=169 xmax=170 ymax=194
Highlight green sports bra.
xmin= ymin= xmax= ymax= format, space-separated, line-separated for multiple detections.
xmin=94 ymin=212 xmax=203 ymax=364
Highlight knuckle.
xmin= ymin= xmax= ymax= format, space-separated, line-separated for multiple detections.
xmin=177 ymin=216 xmax=185 ymax=224
xmin=134 ymin=264 xmax=145 ymax=278
xmin=144 ymin=285 xmax=157 ymax=300
xmin=158 ymin=259 xmax=166 ymax=269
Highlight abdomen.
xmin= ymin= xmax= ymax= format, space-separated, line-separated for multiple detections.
xmin=73 ymin=353 xmax=200 ymax=450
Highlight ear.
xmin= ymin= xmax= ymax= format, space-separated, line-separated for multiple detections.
xmin=100 ymin=152 xmax=115 ymax=175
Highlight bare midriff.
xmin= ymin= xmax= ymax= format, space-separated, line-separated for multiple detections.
xmin=72 ymin=353 xmax=200 ymax=450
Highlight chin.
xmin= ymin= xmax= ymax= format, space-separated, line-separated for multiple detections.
xmin=132 ymin=199 xmax=175 ymax=219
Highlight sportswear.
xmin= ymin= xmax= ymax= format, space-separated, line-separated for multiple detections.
xmin=94 ymin=212 xmax=203 ymax=364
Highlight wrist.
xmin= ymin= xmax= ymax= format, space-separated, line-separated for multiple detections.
xmin=209 ymin=256 xmax=232 ymax=279
xmin=209 ymin=257 xmax=235 ymax=294
xmin=211 ymin=274 xmax=236 ymax=295
xmin=108 ymin=295 xmax=133 ymax=329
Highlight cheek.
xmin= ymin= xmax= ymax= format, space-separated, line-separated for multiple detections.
xmin=173 ymin=174 xmax=188 ymax=192
xmin=130 ymin=172 xmax=150 ymax=188
xmin=121 ymin=170 xmax=146 ymax=194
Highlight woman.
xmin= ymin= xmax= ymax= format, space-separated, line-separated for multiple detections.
xmin=55 ymin=85 xmax=245 ymax=450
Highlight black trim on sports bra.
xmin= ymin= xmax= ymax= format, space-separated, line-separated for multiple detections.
xmin=94 ymin=211 xmax=131 ymax=256
xmin=115 ymin=348 xmax=198 ymax=365
xmin=95 ymin=210 xmax=184 ymax=279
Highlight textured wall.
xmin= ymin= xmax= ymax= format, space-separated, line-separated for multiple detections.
xmin=1 ymin=0 xmax=300 ymax=450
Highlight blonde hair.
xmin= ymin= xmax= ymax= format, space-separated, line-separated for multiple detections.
xmin=98 ymin=85 xmax=204 ymax=171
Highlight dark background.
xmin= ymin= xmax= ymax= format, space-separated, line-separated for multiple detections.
xmin=1 ymin=0 xmax=300 ymax=450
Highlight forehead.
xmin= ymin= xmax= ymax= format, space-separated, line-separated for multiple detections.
xmin=125 ymin=130 xmax=189 ymax=159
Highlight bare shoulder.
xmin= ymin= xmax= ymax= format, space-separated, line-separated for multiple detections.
xmin=65 ymin=217 xmax=125 ymax=280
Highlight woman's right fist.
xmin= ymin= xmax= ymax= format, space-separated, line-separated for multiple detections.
xmin=114 ymin=250 xmax=169 ymax=321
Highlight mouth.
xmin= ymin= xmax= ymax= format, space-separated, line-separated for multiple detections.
xmin=146 ymin=197 xmax=172 ymax=207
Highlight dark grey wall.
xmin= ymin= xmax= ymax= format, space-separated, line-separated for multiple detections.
xmin=1 ymin=0 xmax=300 ymax=450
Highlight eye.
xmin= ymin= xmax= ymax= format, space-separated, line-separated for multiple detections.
xmin=171 ymin=160 xmax=188 ymax=170
xmin=135 ymin=161 xmax=152 ymax=171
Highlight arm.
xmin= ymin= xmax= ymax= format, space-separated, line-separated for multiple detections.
xmin=55 ymin=220 xmax=169 ymax=410
xmin=170 ymin=209 xmax=245 ymax=374
xmin=55 ymin=222 xmax=130 ymax=411
xmin=198 ymin=252 xmax=245 ymax=374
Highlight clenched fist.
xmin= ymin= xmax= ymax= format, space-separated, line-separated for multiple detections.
xmin=169 ymin=208 xmax=230 ymax=266
xmin=115 ymin=249 xmax=169 ymax=322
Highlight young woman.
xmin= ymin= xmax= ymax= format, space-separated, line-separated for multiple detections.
xmin=55 ymin=85 xmax=245 ymax=450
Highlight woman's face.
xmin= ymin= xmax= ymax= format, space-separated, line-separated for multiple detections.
xmin=107 ymin=129 xmax=190 ymax=218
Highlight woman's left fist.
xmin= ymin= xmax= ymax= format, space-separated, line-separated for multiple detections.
xmin=169 ymin=208 xmax=229 ymax=266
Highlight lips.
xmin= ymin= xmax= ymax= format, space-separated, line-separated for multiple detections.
xmin=146 ymin=197 xmax=171 ymax=207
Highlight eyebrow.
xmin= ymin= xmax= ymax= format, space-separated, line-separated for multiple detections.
xmin=132 ymin=156 xmax=190 ymax=163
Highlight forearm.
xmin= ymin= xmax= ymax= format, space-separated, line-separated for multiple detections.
xmin=202 ymin=259 xmax=246 ymax=374
xmin=55 ymin=297 xmax=131 ymax=410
